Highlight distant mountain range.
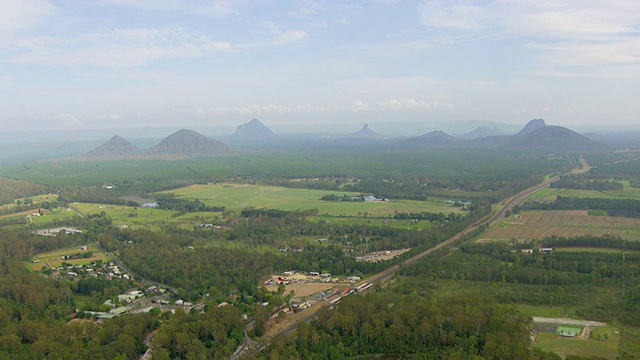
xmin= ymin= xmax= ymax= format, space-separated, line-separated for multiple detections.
xmin=401 ymin=119 xmax=604 ymax=152
xmin=78 ymin=129 xmax=232 ymax=160
xmin=75 ymin=118 xmax=606 ymax=161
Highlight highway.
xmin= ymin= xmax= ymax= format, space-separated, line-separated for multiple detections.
xmin=244 ymin=168 xmax=579 ymax=358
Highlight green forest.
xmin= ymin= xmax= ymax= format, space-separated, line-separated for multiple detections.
xmin=0 ymin=148 xmax=639 ymax=359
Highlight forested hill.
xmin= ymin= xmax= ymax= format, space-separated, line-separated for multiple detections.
xmin=145 ymin=129 xmax=233 ymax=157
xmin=0 ymin=177 xmax=50 ymax=205
xmin=81 ymin=135 xmax=142 ymax=159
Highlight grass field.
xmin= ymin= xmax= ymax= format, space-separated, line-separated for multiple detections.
xmin=481 ymin=210 xmax=640 ymax=241
xmin=527 ymin=185 xmax=640 ymax=202
xmin=30 ymin=207 xmax=80 ymax=226
xmin=310 ymin=216 xmax=433 ymax=230
xmin=534 ymin=332 xmax=616 ymax=359
xmin=555 ymin=247 xmax=639 ymax=254
xmin=29 ymin=242 xmax=108 ymax=271
xmin=0 ymin=193 xmax=59 ymax=212
xmin=533 ymin=329 xmax=619 ymax=359
xmin=164 ymin=183 xmax=461 ymax=217
xmin=72 ymin=203 xmax=176 ymax=230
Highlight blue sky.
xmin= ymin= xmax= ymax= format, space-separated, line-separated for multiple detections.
xmin=1 ymin=0 xmax=639 ymax=133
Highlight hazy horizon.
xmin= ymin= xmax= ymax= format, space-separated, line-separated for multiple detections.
xmin=2 ymin=1 xmax=640 ymax=132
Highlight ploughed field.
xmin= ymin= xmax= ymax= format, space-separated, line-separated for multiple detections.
xmin=482 ymin=210 xmax=640 ymax=241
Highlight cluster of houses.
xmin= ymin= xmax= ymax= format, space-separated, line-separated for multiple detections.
xmin=356 ymin=250 xmax=393 ymax=262
xmin=520 ymin=248 xmax=555 ymax=254
xmin=33 ymin=227 xmax=83 ymax=236
xmin=262 ymin=271 xmax=362 ymax=287
xmin=50 ymin=260 xmax=130 ymax=281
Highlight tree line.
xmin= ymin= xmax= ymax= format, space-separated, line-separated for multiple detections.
xmin=267 ymin=292 xmax=560 ymax=359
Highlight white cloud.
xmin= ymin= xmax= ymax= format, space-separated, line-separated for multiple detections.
xmin=418 ymin=0 xmax=640 ymax=77
xmin=378 ymin=98 xmax=453 ymax=110
xmin=353 ymin=101 xmax=369 ymax=111
xmin=288 ymin=3 xmax=324 ymax=18
xmin=274 ymin=31 xmax=309 ymax=45
xmin=0 ymin=0 xmax=54 ymax=32
xmin=419 ymin=1 xmax=488 ymax=30
xmin=58 ymin=113 xmax=85 ymax=127
xmin=0 ymin=76 xmax=15 ymax=90
xmin=97 ymin=0 xmax=241 ymax=16
xmin=10 ymin=26 xmax=233 ymax=68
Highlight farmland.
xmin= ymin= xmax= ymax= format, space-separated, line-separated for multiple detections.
xmin=29 ymin=242 xmax=108 ymax=271
xmin=71 ymin=203 xmax=175 ymax=230
xmin=165 ymin=183 xmax=462 ymax=217
xmin=527 ymin=185 xmax=640 ymax=202
xmin=481 ymin=210 xmax=640 ymax=241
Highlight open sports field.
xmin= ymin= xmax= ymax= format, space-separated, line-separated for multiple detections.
xmin=29 ymin=242 xmax=107 ymax=271
xmin=165 ymin=183 xmax=461 ymax=217
xmin=482 ymin=210 xmax=640 ymax=241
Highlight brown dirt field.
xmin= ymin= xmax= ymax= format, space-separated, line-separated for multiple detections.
xmin=265 ymin=283 xmax=336 ymax=298
xmin=482 ymin=210 xmax=640 ymax=241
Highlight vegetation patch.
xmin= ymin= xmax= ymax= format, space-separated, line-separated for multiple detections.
xmin=72 ymin=203 xmax=176 ymax=229
xmin=29 ymin=242 xmax=108 ymax=271
xmin=533 ymin=331 xmax=619 ymax=359
xmin=165 ymin=183 xmax=463 ymax=217
xmin=483 ymin=210 xmax=640 ymax=241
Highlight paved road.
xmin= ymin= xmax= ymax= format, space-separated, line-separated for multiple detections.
xmin=248 ymin=164 xmax=594 ymax=357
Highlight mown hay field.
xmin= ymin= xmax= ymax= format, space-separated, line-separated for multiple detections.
xmin=482 ymin=210 xmax=640 ymax=241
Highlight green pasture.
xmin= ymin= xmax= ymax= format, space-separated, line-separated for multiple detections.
xmin=533 ymin=329 xmax=619 ymax=359
xmin=164 ymin=183 xmax=462 ymax=217
xmin=311 ymin=216 xmax=433 ymax=230
xmin=29 ymin=242 xmax=107 ymax=271
xmin=29 ymin=207 xmax=80 ymax=226
xmin=526 ymin=185 xmax=640 ymax=202
xmin=0 ymin=193 xmax=60 ymax=215
xmin=555 ymin=247 xmax=640 ymax=254
xmin=72 ymin=203 xmax=176 ymax=229
xmin=482 ymin=210 xmax=640 ymax=242
xmin=168 ymin=211 xmax=225 ymax=229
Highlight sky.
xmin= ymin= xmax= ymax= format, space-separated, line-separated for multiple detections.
xmin=1 ymin=0 xmax=640 ymax=133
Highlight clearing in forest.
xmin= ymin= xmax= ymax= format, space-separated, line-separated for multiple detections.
xmin=29 ymin=243 xmax=108 ymax=271
xmin=164 ymin=183 xmax=463 ymax=217
xmin=481 ymin=210 xmax=640 ymax=241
